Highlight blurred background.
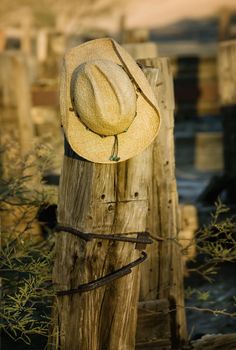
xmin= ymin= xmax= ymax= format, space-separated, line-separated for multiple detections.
xmin=1 ymin=0 xmax=236 ymax=190
xmin=1 ymin=0 xmax=236 ymax=347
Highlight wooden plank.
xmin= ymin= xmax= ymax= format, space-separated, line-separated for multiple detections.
xmin=31 ymin=87 xmax=58 ymax=107
xmin=195 ymin=132 xmax=223 ymax=171
xmin=136 ymin=299 xmax=171 ymax=349
xmin=122 ymin=28 xmax=150 ymax=44
xmin=218 ymin=40 xmax=236 ymax=106
xmin=123 ymin=42 xmax=158 ymax=60
xmin=192 ymin=333 xmax=236 ymax=350
xmin=136 ymin=341 xmax=171 ymax=350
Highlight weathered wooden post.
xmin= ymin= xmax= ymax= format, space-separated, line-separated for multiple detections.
xmin=36 ymin=29 xmax=49 ymax=64
xmin=137 ymin=58 xmax=187 ymax=348
xmin=117 ymin=41 xmax=187 ymax=347
xmin=0 ymin=52 xmax=41 ymax=241
xmin=50 ymin=38 xmax=161 ymax=350
xmin=21 ymin=15 xmax=33 ymax=56
xmin=123 ymin=42 xmax=158 ymax=60
xmin=218 ymin=39 xmax=236 ymax=203
xmin=0 ymin=52 xmax=34 ymax=157
xmin=0 ymin=29 xmax=6 ymax=51
xmin=218 ymin=7 xmax=232 ymax=41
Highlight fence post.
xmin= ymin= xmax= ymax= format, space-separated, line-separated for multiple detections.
xmin=218 ymin=40 xmax=236 ymax=203
xmin=0 ymin=52 xmax=34 ymax=156
xmin=36 ymin=29 xmax=48 ymax=64
xmin=0 ymin=52 xmax=41 ymax=242
xmin=50 ymin=54 xmax=155 ymax=350
xmin=137 ymin=57 xmax=187 ymax=348
xmin=218 ymin=7 xmax=232 ymax=41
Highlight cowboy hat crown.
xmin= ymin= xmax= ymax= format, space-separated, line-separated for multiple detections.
xmin=71 ymin=59 xmax=137 ymax=137
xmin=60 ymin=38 xmax=161 ymax=163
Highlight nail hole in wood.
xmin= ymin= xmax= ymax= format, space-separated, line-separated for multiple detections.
xmin=108 ymin=204 xmax=114 ymax=211
xmin=134 ymin=192 xmax=139 ymax=197
xmin=101 ymin=194 xmax=105 ymax=200
xmin=97 ymin=241 xmax=102 ymax=247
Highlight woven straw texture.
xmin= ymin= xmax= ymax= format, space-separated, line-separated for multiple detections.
xmin=60 ymin=38 xmax=161 ymax=163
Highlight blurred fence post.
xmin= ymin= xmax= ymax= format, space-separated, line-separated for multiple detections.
xmin=36 ymin=29 xmax=48 ymax=64
xmin=218 ymin=40 xmax=236 ymax=203
xmin=0 ymin=52 xmax=34 ymax=157
xmin=218 ymin=7 xmax=232 ymax=41
xmin=123 ymin=42 xmax=158 ymax=60
xmin=0 ymin=52 xmax=42 ymax=242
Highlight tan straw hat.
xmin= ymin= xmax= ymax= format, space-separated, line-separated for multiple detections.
xmin=60 ymin=38 xmax=161 ymax=163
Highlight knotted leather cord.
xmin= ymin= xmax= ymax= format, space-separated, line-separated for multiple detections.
xmin=56 ymin=251 xmax=147 ymax=296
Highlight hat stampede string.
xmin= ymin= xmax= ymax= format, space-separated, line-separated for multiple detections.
xmin=77 ymin=115 xmax=121 ymax=162
xmin=109 ymin=135 xmax=120 ymax=162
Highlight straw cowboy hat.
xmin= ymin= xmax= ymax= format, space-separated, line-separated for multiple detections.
xmin=60 ymin=38 xmax=161 ymax=163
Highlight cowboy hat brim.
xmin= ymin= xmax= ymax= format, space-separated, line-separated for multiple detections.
xmin=60 ymin=38 xmax=161 ymax=163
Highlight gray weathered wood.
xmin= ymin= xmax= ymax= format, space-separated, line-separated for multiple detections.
xmin=138 ymin=57 xmax=187 ymax=347
xmin=192 ymin=333 xmax=236 ymax=349
xmin=136 ymin=299 xmax=171 ymax=349
xmin=50 ymin=148 xmax=152 ymax=350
